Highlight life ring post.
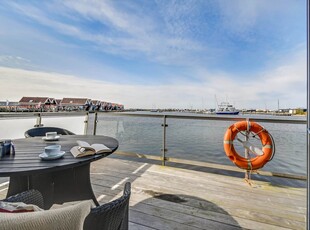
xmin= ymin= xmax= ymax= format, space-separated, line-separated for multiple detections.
xmin=244 ymin=119 xmax=251 ymax=183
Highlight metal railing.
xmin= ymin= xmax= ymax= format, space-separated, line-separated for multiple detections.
xmin=89 ymin=112 xmax=306 ymax=179
xmin=0 ymin=111 xmax=307 ymax=180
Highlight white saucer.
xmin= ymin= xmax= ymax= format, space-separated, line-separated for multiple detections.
xmin=39 ymin=151 xmax=65 ymax=160
xmin=42 ymin=135 xmax=60 ymax=141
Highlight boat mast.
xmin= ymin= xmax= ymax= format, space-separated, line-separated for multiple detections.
xmin=214 ymin=95 xmax=219 ymax=109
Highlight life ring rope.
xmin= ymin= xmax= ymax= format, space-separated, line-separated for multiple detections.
xmin=223 ymin=120 xmax=275 ymax=171
xmin=267 ymin=131 xmax=276 ymax=162
xmin=234 ymin=123 xmax=275 ymax=159
xmin=235 ymin=125 xmax=265 ymax=139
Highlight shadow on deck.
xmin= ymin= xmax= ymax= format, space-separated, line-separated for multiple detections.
xmin=91 ymin=157 xmax=307 ymax=230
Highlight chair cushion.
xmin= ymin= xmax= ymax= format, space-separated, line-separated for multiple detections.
xmin=0 ymin=200 xmax=93 ymax=230
xmin=50 ymin=200 xmax=95 ymax=209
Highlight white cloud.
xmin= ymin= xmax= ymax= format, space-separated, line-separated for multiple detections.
xmin=217 ymin=0 xmax=261 ymax=35
xmin=217 ymin=0 xmax=295 ymax=36
xmin=3 ymin=1 xmax=204 ymax=66
xmin=62 ymin=1 xmax=152 ymax=37
xmin=2 ymin=0 xmax=305 ymax=71
xmin=1 ymin=45 xmax=306 ymax=110
xmin=208 ymin=47 xmax=307 ymax=109
xmin=0 ymin=55 xmax=31 ymax=66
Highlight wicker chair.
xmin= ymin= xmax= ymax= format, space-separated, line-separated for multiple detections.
xmin=84 ymin=182 xmax=131 ymax=230
xmin=2 ymin=189 xmax=44 ymax=209
xmin=1 ymin=182 xmax=131 ymax=230
xmin=24 ymin=127 xmax=75 ymax=138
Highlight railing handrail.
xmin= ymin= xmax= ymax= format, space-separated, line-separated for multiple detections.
xmin=94 ymin=112 xmax=307 ymax=124
xmin=0 ymin=112 xmax=87 ymax=119
xmin=0 ymin=111 xmax=306 ymax=124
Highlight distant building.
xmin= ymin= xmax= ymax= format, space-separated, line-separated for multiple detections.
xmin=117 ymin=104 xmax=124 ymax=110
xmin=19 ymin=97 xmax=56 ymax=111
xmin=0 ymin=97 xmax=124 ymax=112
xmin=100 ymin=101 xmax=109 ymax=111
xmin=90 ymin=100 xmax=101 ymax=111
xmin=60 ymin=98 xmax=92 ymax=111
xmin=289 ymin=108 xmax=307 ymax=115
xmin=0 ymin=101 xmax=19 ymax=111
xmin=48 ymin=98 xmax=61 ymax=112
xmin=112 ymin=103 xmax=124 ymax=111
xmin=55 ymin=99 xmax=62 ymax=105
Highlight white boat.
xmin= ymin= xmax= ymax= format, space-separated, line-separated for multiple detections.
xmin=216 ymin=102 xmax=239 ymax=115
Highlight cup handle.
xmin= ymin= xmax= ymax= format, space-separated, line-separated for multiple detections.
xmin=11 ymin=142 xmax=15 ymax=155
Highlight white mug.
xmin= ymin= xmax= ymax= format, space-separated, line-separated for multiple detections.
xmin=46 ymin=132 xmax=57 ymax=139
xmin=44 ymin=145 xmax=61 ymax=156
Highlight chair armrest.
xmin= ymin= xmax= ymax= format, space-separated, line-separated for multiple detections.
xmin=2 ymin=189 xmax=44 ymax=210
xmin=84 ymin=182 xmax=131 ymax=230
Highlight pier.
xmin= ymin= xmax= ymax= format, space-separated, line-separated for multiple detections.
xmin=1 ymin=157 xmax=306 ymax=229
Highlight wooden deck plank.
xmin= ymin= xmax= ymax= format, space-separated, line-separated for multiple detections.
xmin=90 ymin=158 xmax=306 ymax=230
xmin=130 ymin=172 xmax=306 ymax=213
xmin=90 ymin=169 xmax=305 ymax=230
xmin=92 ymin=159 xmax=306 ymax=197
xmin=93 ymin=174 xmax=304 ymax=226
xmin=91 ymin=167 xmax=306 ymax=209
xmin=92 ymin=184 xmax=305 ymax=229
xmin=90 ymin=161 xmax=306 ymax=214
xmin=129 ymin=222 xmax=156 ymax=230
xmin=130 ymin=193 xmax=292 ymax=230
xmin=0 ymin=158 xmax=306 ymax=230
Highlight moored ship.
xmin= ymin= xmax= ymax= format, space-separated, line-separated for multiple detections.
xmin=216 ymin=102 xmax=239 ymax=115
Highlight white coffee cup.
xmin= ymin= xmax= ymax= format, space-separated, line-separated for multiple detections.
xmin=44 ymin=145 xmax=61 ymax=156
xmin=46 ymin=132 xmax=57 ymax=139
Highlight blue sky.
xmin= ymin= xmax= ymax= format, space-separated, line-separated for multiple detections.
xmin=0 ymin=0 xmax=307 ymax=109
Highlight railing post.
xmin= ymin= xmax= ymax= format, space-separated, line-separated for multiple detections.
xmin=84 ymin=112 xmax=89 ymax=135
xmin=244 ymin=118 xmax=250 ymax=182
xmin=93 ymin=112 xmax=98 ymax=135
xmin=161 ymin=115 xmax=168 ymax=166
xmin=34 ymin=113 xmax=42 ymax=127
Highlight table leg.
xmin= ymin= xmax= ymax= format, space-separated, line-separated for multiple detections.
xmin=7 ymin=163 xmax=99 ymax=209
xmin=52 ymin=163 xmax=99 ymax=206
xmin=7 ymin=174 xmax=54 ymax=209
xmin=7 ymin=175 xmax=29 ymax=196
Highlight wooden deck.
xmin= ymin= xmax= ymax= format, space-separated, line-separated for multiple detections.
xmin=0 ymin=157 xmax=307 ymax=230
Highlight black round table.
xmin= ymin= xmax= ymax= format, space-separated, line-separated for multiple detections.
xmin=0 ymin=135 xmax=118 ymax=209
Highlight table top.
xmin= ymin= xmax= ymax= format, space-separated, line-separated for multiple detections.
xmin=0 ymin=135 xmax=118 ymax=177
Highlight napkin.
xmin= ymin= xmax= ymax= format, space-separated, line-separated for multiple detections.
xmin=0 ymin=201 xmax=43 ymax=213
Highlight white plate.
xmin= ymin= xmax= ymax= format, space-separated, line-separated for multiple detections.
xmin=42 ymin=135 xmax=60 ymax=141
xmin=39 ymin=151 xmax=65 ymax=160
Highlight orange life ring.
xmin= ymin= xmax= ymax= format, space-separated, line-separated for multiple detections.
xmin=223 ymin=121 xmax=273 ymax=170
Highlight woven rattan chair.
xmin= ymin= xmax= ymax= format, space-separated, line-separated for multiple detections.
xmin=2 ymin=182 xmax=131 ymax=230
xmin=84 ymin=182 xmax=131 ymax=230
xmin=2 ymin=189 xmax=44 ymax=209
xmin=24 ymin=127 xmax=75 ymax=138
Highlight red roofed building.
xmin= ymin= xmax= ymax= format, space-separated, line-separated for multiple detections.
xmin=19 ymin=97 xmax=56 ymax=111
xmin=16 ymin=97 xmax=123 ymax=112
xmin=60 ymin=98 xmax=92 ymax=111
xmin=91 ymin=100 xmax=101 ymax=111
